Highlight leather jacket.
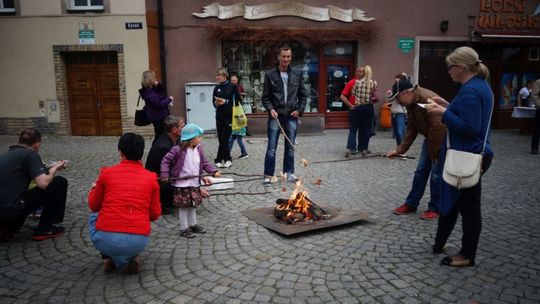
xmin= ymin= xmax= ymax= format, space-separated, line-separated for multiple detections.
xmin=262 ymin=66 xmax=307 ymax=117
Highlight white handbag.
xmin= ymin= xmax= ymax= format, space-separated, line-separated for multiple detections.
xmin=442 ymin=93 xmax=493 ymax=190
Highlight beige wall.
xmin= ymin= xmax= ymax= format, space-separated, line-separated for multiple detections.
xmin=0 ymin=14 xmax=148 ymax=120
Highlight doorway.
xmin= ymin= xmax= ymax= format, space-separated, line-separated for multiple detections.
xmin=320 ymin=61 xmax=354 ymax=129
xmin=65 ymin=52 xmax=121 ymax=136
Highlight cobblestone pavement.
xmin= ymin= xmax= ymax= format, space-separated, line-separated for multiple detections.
xmin=0 ymin=129 xmax=539 ymax=304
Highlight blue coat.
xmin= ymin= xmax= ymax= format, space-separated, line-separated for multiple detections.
xmin=139 ymin=84 xmax=171 ymax=122
xmin=439 ymin=76 xmax=494 ymax=215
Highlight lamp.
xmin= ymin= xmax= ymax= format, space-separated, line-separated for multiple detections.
xmin=440 ymin=20 xmax=449 ymax=33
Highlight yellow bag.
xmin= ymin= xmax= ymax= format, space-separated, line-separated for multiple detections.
xmin=232 ymin=100 xmax=248 ymax=131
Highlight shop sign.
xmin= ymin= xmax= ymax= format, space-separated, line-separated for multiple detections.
xmin=79 ymin=22 xmax=94 ymax=45
xmin=477 ymin=0 xmax=540 ymax=31
xmin=398 ymin=38 xmax=414 ymax=54
xmin=193 ymin=2 xmax=375 ymax=22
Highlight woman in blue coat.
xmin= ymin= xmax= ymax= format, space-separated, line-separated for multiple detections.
xmin=428 ymin=47 xmax=494 ymax=267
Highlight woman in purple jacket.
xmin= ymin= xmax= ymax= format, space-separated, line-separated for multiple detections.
xmin=139 ymin=70 xmax=174 ymax=141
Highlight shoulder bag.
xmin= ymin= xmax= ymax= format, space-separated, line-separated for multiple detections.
xmin=443 ymin=92 xmax=494 ymax=189
xmin=134 ymin=95 xmax=150 ymax=126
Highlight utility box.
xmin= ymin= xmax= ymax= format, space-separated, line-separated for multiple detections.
xmin=185 ymin=82 xmax=217 ymax=131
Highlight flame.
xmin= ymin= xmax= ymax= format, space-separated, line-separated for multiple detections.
xmin=276 ymin=178 xmax=314 ymax=219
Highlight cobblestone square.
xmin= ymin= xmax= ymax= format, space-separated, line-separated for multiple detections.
xmin=1 ymin=129 xmax=539 ymax=303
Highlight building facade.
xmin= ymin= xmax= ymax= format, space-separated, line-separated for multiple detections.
xmin=158 ymin=0 xmax=540 ymax=133
xmin=0 ymin=0 xmax=150 ymax=135
xmin=1 ymin=0 xmax=539 ymax=135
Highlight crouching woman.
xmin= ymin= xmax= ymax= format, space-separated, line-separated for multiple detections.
xmin=88 ymin=133 xmax=161 ymax=274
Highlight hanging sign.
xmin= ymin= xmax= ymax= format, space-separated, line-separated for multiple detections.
xmin=193 ymin=2 xmax=375 ymax=22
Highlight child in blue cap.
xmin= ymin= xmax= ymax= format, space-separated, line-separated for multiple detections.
xmin=160 ymin=124 xmax=221 ymax=238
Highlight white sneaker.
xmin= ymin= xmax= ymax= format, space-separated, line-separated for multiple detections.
xmin=287 ymin=173 xmax=298 ymax=182
xmin=215 ymin=162 xmax=224 ymax=168
xmin=263 ymin=177 xmax=272 ymax=186
xmin=223 ymin=160 xmax=232 ymax=168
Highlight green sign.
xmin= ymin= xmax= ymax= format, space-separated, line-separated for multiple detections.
xmin=398 ymin=38 xmax=414 ymax=54
xmin=79 ymin=30 xmax=95 ymax=44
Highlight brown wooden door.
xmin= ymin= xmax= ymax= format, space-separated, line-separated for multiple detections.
xmin=67 ymin=64 xmax=121 ymax=136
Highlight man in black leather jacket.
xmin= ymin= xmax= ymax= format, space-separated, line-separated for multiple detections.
xmin=262 ymin=46 xmax=307 ymax=185
xmin=145 ymin=115 xmax=184 ymax=214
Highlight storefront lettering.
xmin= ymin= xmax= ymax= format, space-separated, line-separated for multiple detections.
xmin=477 ymin=0 xmax=540 ymax=30
xmin=480 ymin=0 xmax=525 ymax=13
xmin=193 ymin=2 xmax=374 ymax=22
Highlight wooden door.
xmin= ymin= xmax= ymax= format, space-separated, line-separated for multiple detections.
xmin=67 ymin=64 xmax=121 ymax=136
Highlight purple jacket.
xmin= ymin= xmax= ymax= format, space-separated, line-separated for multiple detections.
xmin=160 ymin=144 xmax=217 ymax=181
xmin=139 ymin=84 xmax=171 ymax=122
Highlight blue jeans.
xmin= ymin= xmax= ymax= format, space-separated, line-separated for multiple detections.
xmin=404 ymin=140 xmax=441 ymax=212
xmin=391 ymin=113 xmax=406 ymax=146
xmin=347 ymin=104 xmax=374 ymax=151
xmin=264 ymin=116 xmax=297 ymax=176
xmin=229 ymin=135 xmax=247 ymax=156
xmin=88 ymin=213 xmax=149 ymax=268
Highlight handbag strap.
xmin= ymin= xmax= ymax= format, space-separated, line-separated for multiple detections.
xmin=136 ymin=95 xmax=141 ymax=107
xmin=446 ymin=90 xmax=494 ymax=155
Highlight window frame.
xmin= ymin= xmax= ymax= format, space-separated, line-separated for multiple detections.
xmin=0 ymin=0 xmax=16 ymax=13
xmin=66 ymin=0 xmax=104 ymax=12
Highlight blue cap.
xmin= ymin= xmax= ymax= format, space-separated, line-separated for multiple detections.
xmin=181 ymin=123 xmax=204 ymax=141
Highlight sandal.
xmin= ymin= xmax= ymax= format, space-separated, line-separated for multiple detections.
xmin=440 ymin=256 xmax=475 ymax=267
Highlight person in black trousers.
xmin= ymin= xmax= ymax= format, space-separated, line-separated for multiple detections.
xmin=145 ymin=115 xmax=184 ymax=215
xmin=0 ymin=128 xmax=68 ymax=242
xmin=212 ymin=68 xmax=241 ymax=168
xmin=530 ymin=78 xmax=540 ymax=154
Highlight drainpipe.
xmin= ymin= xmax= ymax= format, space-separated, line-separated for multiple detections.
xmin=157 ymin=0 xmax=167 ymax=89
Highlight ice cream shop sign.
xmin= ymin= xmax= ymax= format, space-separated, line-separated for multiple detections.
xmin=193 ymin=2 xmax=375 ymax=22
xmin=477 ymin=0 xmax=540 ymax=30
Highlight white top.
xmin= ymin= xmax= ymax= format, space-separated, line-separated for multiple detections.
xmin=280 ymin=71 xmax=288 ymax=106
xmin=173 ymin=147 xmax=201 ymax=188
xmin=390 ymin=100 xmax=407 ymax=114
xmin=518 ymin=86 xmax=531 ymax=99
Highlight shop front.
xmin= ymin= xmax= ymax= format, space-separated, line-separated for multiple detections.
xmin=157 ymin=0 xmax=540 ymax=133
xmin=159 ymin=1 xmax=380 ymax=133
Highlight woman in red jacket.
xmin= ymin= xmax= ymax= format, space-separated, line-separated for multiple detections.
xmin=88 ymin=133 xmax=161 ymax=274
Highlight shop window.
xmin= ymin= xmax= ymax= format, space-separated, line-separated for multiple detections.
xmin=222 ymin=41 xmax=320 ymax=114
xmin=0 ymin=0 xmax=15 ymax=13
xmin=66 ymin=0 xmax=104 ymax=11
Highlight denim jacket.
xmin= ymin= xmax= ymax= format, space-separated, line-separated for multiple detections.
xmin=262 ymin=66 xmax=307 ymax=117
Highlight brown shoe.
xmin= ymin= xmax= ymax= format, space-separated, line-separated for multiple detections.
xmin=441 ymin=255 xmax=475 ymax=267
xmin=103 ymin=258 xmax=115 ymax=273
xmin=124 ymin=256 xmax=141 ymax=274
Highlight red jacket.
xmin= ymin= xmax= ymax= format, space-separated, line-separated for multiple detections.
xmin=88 ymin=160 xmax=161 ymax=235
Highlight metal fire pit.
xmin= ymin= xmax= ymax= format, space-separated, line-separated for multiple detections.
xmin=241 ymin=205 xmax=369 ymax=236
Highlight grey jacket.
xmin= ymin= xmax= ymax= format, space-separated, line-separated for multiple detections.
xmin=262 ymin=66 xmax=307 ymax=117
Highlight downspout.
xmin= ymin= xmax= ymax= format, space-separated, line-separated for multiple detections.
xmin=157 ymin=0 xmax=167 ymax=89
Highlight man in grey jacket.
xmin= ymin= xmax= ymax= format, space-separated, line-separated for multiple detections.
xmin=262 ymin=46 xmax=307 ymax=184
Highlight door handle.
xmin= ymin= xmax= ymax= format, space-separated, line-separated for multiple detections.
xmin=187 ymin=108 xmax=191 ymax=111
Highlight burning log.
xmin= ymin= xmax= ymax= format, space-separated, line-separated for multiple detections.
xmin=274 ymin=193 xmax=330 ymax=224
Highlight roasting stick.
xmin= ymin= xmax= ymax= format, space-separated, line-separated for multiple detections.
xmin=273 ymin=117 xmax=322 ymax=185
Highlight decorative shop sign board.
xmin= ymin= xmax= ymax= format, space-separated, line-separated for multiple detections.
xmin=398 ymin=38 xmax=414 ymax=54
xmin=193 ymin=2 xmax=375 ymax=22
